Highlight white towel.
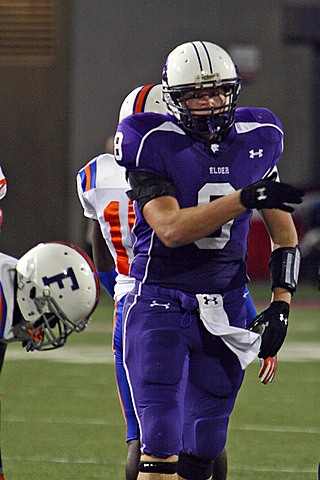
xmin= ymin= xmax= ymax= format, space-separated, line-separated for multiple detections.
xmin=196 ymin=293 xmax=261 ymax=370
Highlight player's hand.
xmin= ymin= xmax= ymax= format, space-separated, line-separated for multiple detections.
xmin=246 ymin=301 xmax=289 ymax=358
xmin=240 ymin=172 xmax=304 ymax=212
xmin=259 ymin=355 xmax=278 ymax=384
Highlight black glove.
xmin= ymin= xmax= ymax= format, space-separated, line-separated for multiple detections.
xmin=247 ymin=301 xmax=289 ymax=359
xmin=240 ymin=172 xmax=304 ymax=212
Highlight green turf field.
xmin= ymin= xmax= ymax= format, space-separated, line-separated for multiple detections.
xmin=1 ymin=281 xmax=319 ymax=479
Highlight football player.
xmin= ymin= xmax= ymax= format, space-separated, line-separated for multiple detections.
xmin=77 ymin=84 xmax=168 ymax=480
xmin=114 ymin=41 xmax=303 ymax=480
xmin=77 ymin=83 xmax=277 ymax=480
xmin=0 ymin=241 xmax=100 ymax=479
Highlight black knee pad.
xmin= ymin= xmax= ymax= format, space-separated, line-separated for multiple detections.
xmin=177 ymin=452 xmax=213 ymax=480
xmin=139 ymin=460 xmax=177 ymax=474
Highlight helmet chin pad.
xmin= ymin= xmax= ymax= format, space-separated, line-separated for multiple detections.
xmin=190 ymin=113 xmax=229 ymax=140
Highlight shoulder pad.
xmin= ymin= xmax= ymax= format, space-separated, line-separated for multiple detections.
xmin=116 ymin=113 xmax=178 ymax=171
xmin=78 ymin=153 xmax=126 ymax=192
xmin=235 ymin=107 xmax=283 ymax=143
xmin=235 ymin=107 xmax=283 ymax=130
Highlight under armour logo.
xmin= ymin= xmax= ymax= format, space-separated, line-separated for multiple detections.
xmin=249 ymin=149 xmax=264 ymax=158
xmin=203 ymin=295 xmax=218 ymax=305
xmin=279 ymin=313 xmax=288 ymax=325
xmin=150 ymin=300 xmax=170 ymax=309
xmin=257 ymin=187 xmax=267 ymax=201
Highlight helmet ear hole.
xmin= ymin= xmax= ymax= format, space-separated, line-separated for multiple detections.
xmin=29 ymin=286 xmax=36 ymax=300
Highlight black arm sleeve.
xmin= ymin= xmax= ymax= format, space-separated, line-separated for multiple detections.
xmin=126 ymin=170 xmax=176 ymax=211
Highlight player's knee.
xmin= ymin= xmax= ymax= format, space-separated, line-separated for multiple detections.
xmin=177 ymin=452 xmax=213 ymax=480
xmin=139 ymin=455 xmax=178 ymax=475
xmin=194 ymin=417 xmax=227 ymax=458
xmin=140 ymin=404 xmax=181 ymax=455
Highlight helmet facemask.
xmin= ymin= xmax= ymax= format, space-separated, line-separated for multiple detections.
xmin=163 ymin=78 xmax=241 ymax=142
xmin=17 ymin=293 xmax=89 ymax=352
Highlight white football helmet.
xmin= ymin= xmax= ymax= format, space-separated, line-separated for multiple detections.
xmin=15 ymin=241 xmax=100 ymax=351
xmin=162 ymin=41 xmax=241 ymax=140
xmin=118 ymin=83 xmax=167 ymax=122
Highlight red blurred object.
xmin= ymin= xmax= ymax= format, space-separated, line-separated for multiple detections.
xmin=247 ymin=218 xmax=271 ymax=278
xmin=247 ymin=216 xmax=302 ymax=279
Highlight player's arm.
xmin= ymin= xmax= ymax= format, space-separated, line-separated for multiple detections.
xmin=128 ymin=171 xmax=245 ymax=247
xmin=128 ymin=170 xmax=303 ymax=249
xmin=143 ymin=193 xmax=244 ymax=248
xmin=91 ymin=220 xmax=117 ymax=297
xmin=260 ymin=207 xmax=299 ymax=305
xmin=247 ymin=208 xmax=300 ymax=359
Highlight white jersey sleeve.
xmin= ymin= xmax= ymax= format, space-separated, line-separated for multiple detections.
xmin=77 ymin=154 xmax=135 ymax=299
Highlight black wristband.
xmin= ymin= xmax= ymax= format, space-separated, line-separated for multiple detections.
xmin=269 ymin=246 xmax=301 ymax=294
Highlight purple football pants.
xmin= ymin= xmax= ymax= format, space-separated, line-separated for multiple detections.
xmin=122 ymin=282 xmax=245 ymax=460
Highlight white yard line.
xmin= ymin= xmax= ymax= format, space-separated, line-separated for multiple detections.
xmin=4 ymin=345 xmax=115 ymax=364
xmin=229 ymin=465 xmax=317 ymax=474
xmin=4 ymin=342 xmax=320 ymax=363
xmin=231 ymin=423 xmax=320 ymax=434
xmin=278 ymin=342 xmax=320 ymax=361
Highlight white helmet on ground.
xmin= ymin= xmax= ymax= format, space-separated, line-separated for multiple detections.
xmin=15 ymin=241 xmax=100 ymax=351
xmin=162 ymin=41 xmax=241 ymax=140
xmin=118 ymin=83 xmax=167 ymax=122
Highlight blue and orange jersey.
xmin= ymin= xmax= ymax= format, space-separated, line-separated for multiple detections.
xmin=79 ymin=160 xmax=97 ymax=193
xmin=77 ymin=154 xmax=135 ymax=299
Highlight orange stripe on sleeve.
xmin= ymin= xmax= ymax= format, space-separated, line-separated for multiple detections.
xmin=84 ymin=164 xmax=91 ymax=192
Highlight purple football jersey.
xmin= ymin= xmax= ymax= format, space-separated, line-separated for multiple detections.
xmin=115 ymin=108 xmax=283 ymax=293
